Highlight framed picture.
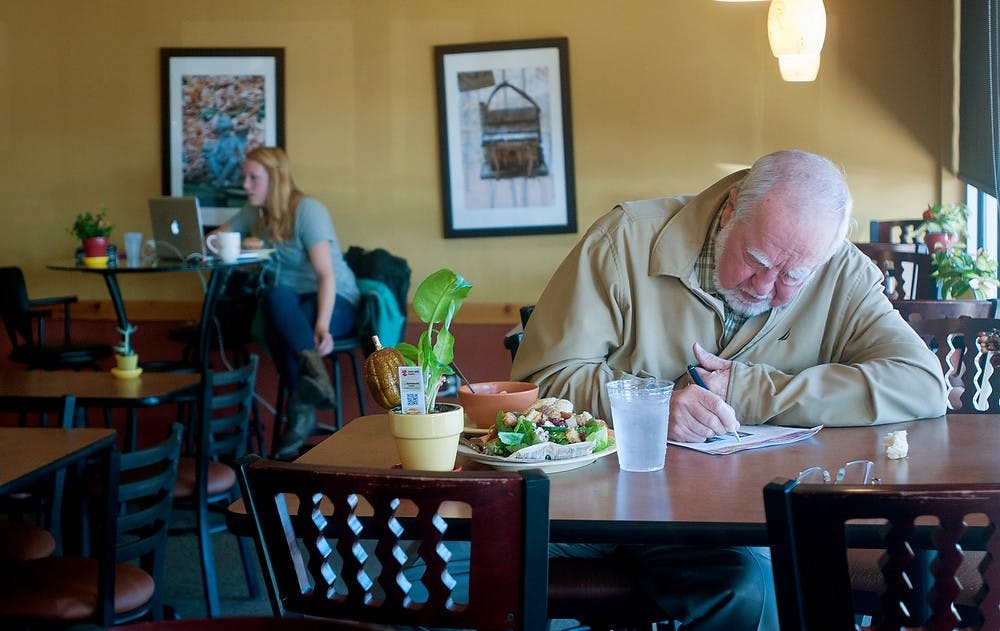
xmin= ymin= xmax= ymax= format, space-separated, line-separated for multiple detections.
xmin=160 ymin=47 xmax=284 ymax=225
xmin=434 ymin=37 xmax=576 ymax=238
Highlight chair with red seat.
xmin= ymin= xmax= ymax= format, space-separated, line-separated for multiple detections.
xmin=171 ymin=355 xmax=261 ymax=618
xmin=0 ymin=423 xmax=183 ymax=627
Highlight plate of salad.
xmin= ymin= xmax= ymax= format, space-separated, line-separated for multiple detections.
xmin=458 ymin=398 xmax=617 ymax=473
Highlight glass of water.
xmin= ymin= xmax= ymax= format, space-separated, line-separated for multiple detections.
xmin=606 ymin=377 xmax=673 ymax=472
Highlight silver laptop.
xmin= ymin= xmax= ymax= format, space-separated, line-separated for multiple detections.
xmin=148 ymin=196 xmax=206 ymax=261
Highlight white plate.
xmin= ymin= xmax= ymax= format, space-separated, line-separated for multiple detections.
xmin=458 ymin=443 xmax=617 ymax=474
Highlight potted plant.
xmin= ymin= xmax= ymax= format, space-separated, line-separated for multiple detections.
xmin=68 ymin=208 xmax=113 ymax=257
xmin=930 ymin=248 xmax=999 ymax=299
xmin=913 ymin=202 xmax=969 ymax=253
xmin=365 ymin=268 xmax=472 ymax=470
xmin=111 ymin=323 xmax=141 ymax=377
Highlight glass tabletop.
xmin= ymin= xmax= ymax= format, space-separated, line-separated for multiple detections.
xmin=47 ymin=257 xmax=262 ymax=274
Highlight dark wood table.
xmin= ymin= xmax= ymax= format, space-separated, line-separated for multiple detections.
xmin=0 ymin=370 xmax=199 ymax=449
xmin=229 ymin=413 xmax=999 ymax=546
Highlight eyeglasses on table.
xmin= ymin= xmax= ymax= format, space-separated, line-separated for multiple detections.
xmin=796 ymin=459 xmax=877 ymax=485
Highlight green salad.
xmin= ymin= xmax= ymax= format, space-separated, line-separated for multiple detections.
xmin=477 ymin=401 xmax=614 ymax=458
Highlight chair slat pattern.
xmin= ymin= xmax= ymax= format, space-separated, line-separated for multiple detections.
xmin=765 ymin=480 xmax=1000 ymax=631
xmin=239 ymin=459 xmax=549 ymax=630
xmin=906 ymin=317 xmax=1000 ymax=413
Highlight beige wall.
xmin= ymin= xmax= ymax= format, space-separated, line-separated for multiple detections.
xmin=0 ymin=0 xmax=957 ymax=319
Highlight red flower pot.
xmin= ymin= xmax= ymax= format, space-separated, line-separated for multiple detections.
xmin=82 ymin=236 xmax=109 ymax=257
xmin=924 ymin=233 xmax=958 ymax=253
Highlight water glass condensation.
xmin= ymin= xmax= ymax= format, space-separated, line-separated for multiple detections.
xmin=124 ymin=232 xmax=143 ymax=267
xmin=606 ymin=378 xmax=673 ymax=472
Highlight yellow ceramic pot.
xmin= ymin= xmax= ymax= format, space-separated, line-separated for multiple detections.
xmin=115 ymin=353 xmax=139 ymax=371
xmin=388 ymin=403 xmax=464 ymax=471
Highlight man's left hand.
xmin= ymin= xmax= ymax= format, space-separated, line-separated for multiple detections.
xmin=691 ymin=342 xmax=732 ymax=399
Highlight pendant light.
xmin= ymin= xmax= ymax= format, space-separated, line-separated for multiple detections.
xmin=767 ymin=0 xmax=827 ymax=82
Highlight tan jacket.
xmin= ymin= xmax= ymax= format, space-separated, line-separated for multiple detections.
xmin=511 ymin=171 xmax=948 ymax=427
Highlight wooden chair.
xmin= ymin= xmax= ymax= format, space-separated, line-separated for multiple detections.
xmin=0 ymin=266 xmax=112 ymax=369
xmin=893 ymin=298 xmax=998 ymax=322
xmin=764 ymin=478 xmax=1000 ymax=630
xmin=855 ymin=242 xmax=937 ymax=300
xmin=171 ymin=356 xmax=261 ymax=617
xmin=869 ymin=218 xmax=924 ymax=245
xmin=0 ymin=424 xmax=183 ymax=627
xmin=906 ymin=316 xmax=1000 ymax=412
xmin=236 ymin=456 xmax=550 ymax=630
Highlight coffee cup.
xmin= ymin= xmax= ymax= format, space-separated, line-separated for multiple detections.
xmin=206 ymin=231 xmax=241 ymax=263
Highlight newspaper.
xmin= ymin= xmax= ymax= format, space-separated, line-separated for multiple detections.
xmin=668 ymin=424 xmax=823 ymax=455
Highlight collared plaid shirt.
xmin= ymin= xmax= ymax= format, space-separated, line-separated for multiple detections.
xmin=695 ymin=207 xmax=752 ymax=348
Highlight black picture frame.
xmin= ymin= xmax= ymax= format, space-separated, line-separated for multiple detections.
xmin=160 ymin=47 xmax=285 ymax=225
xmin=434 ymin=37 xmax=576 ymax=239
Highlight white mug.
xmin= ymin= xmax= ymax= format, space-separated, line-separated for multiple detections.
xmin=206 ymin=231 xmax=241 ymax=263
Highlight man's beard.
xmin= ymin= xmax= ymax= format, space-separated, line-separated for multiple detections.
xmin=713 ymin=221 xmax=773 ymax=317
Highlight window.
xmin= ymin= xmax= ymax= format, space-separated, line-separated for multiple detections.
xmin=966 ymin=183 xmax=999 ymax=255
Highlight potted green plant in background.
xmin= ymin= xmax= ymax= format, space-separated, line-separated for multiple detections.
xmin=913 ymin=202 xmax=969 ymax=253
xmin=111 ymin=323 xmax=141 ymax=378
xmin=369 ymin=268 xmax=472 ymax=471
xmin=68 ymin=208 xmax=113 ymax=257
xmin=930 ymin=248 xmax=999 ymax=299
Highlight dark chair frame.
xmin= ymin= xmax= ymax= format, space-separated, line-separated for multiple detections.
xmin=0 ymin=424 xmax=182 ymax=627
xmin=869 ymin=218 xmax=924 ymax=245
xmin=764 ymin=478 xmax=1000 ymax=630
xmin=171 ymin=355 xmax=261 ymax=617
xmin=0 ymin=266 xmax=112 ymax=370
xmin=236 ymin=456 xmax=550 ymax=630
xmin=854 ymin=243 xmax=937 ymax=300
xmin=906 ymin=316 xmax=1000 ymax=413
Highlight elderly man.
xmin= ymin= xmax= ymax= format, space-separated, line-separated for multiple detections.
xmin=511 ymin=149 xmax=947 ymax=629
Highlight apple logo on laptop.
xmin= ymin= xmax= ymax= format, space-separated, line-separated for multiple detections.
xmin=170 ymin=220 xmax=180 ymax=235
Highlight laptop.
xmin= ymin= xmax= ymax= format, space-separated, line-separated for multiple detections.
xmin=148 ymin=196 xmax=207 ymax=261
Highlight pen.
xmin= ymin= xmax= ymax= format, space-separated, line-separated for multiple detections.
xmin=687 ymin=364 xmax=741 ymax=443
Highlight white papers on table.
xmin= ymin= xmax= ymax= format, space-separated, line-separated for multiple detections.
xmin=668 ymin=424 xmax=823 ymax=455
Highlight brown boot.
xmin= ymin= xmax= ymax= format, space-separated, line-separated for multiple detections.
xmin=294 ymin=350 xmax=336 ymax=409
xmin=274 ymin=394 xmax=317 ymax=460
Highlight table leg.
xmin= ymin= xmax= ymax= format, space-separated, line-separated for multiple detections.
xmin=101 ymin=272 xmax=129 ymax=331
xmin=197 ymin=267 xmax=233 ymax=370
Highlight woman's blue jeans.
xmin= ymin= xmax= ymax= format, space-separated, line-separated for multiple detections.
xmin=261 ymin=285 xmax=357 ymax=389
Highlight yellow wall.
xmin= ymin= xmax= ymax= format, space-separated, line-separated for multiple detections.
xmin=0 ymin=0 xmax=956 ymax=319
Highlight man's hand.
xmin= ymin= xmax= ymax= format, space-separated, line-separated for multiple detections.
xmin=691 ymin=342 xmax=732 ymax=399
xmin=668 ymin=385 xmax=739 ymax=442
xmin=668 ymin=343 xmax=738 ymax=442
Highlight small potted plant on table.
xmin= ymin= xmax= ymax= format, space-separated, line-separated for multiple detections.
xmin=914 ymin=202 xmax=969 ymax=253
xmin=68 ymin=208 xmax=114 ymax=258
xmin=111 ymin=323 xmax=142 ymax=378
xmin=364 ymin=268 xmax=472 ymax=471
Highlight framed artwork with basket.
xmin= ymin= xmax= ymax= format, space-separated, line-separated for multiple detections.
xmin=434 ymin=38 xmax=576 ymax=238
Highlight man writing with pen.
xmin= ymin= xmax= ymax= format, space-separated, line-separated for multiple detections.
xmin=511 ymin=150 xmax=946 ymax=630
